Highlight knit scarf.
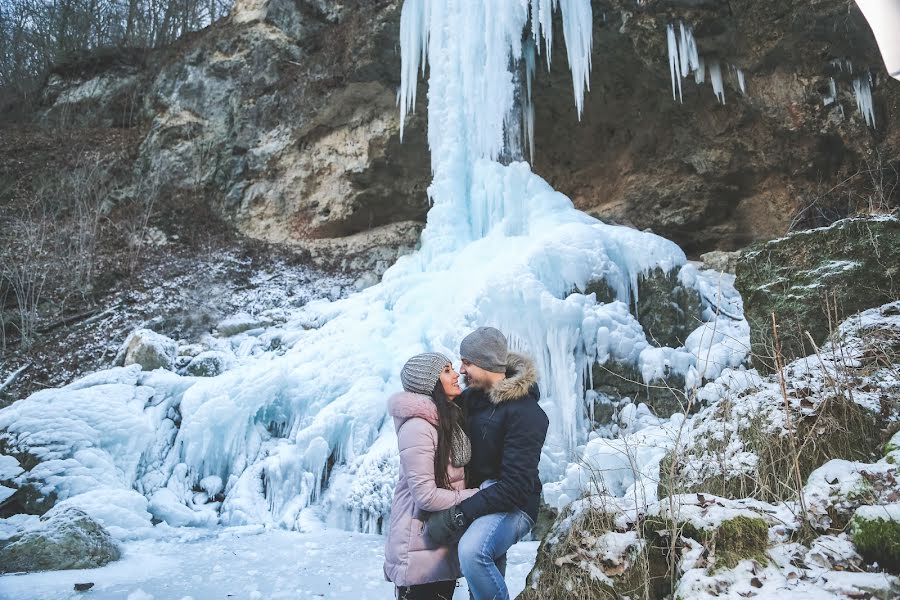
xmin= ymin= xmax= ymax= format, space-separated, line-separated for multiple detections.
xmin=450 ymin=425 xmax=471 ymax=468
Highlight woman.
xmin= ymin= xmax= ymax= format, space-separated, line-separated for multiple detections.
xmin=384 ymin=352 xmax=477 ymax=600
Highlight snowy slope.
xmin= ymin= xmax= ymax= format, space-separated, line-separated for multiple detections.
xmin=0 ymin=520 xmax=538 ymax=599
xmin=0 ymin=0 xmax=750 ymax=564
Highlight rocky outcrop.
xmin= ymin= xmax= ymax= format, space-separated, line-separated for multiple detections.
xmin=735 ymin=215 xmax=900 ymax=367
xmin=521 ymin=497 xmax=774 ymax=600
xmin=39 ymin=0 xmax=431 ymax=276
xmin=35 ymin=0 xmax=899 ymax=264
xmin=135 ymin=0 xmax=432 ymax=274
xmin=0 ymin=507 xmax=120 ymax=573
xmin=529 ymin=0 xmax=900 ymax=255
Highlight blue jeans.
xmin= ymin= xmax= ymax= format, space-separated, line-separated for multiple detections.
xmin=457 ymin=510 xmax=533 ymax=600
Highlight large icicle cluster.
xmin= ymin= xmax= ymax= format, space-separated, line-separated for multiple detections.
xmin=821 ymin=59 xmax=877 ymax=129
xmin=0 ymin=1 xmax=748 ymax=538
xmin=666 ymin=22 xmax=745 ymax=105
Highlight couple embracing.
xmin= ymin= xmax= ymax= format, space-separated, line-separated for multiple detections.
xmin=383 ymin=327 xmax=550 ymax=600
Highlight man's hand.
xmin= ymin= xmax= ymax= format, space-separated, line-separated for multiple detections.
xmin=426 ymin=505 xmax=469 ymax=544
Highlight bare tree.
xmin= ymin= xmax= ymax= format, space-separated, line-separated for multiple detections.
xmin=0 ymin=0 xmax=233 ymax=107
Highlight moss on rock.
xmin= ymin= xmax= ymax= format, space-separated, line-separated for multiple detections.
xmin=635 ymin=267 xmax=701 ymax=349
xmin=521 ymin=505 xmax=672 ymax=600
xmin=851 ymin=506 xmax=900 ymax=573
xmin=712 ymin=516 xmax=769 ymax=570
xmin=736 ymin=216 xmax=900 ymax=372
xmin=644 ymin=513 xmax=768 ymax=571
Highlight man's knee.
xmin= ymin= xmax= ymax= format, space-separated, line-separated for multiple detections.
xmin=458 ymin=525 xmax=491 ymax=570
xmin=457 ymin=529 xmax=481 ymax=567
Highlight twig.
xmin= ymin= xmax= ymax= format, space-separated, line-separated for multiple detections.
xmin=37 ymin=308 xmax=101 ymax=333
xmin=0 ymin=362 xmax=31 ymax=395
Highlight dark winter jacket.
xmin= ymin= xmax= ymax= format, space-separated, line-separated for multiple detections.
xmin=458 ymin=353 xmax=549 ymax=523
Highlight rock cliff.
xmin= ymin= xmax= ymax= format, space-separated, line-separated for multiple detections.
xmin=37 ymin=0 xmax=898 ymax=263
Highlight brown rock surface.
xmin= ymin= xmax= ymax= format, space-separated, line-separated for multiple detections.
xmin=529 ymin=0 xmax=899 ymax=256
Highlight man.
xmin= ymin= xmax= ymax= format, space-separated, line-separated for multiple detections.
xmin=427 ymin=327 xmax=549 ymax=600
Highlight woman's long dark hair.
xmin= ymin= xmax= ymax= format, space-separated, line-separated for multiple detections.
xmin=431 ymin=379 xmax=464 ymax=490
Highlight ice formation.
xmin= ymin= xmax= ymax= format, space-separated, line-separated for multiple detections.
xmin=853 ymin=72 xmax=876 ymax=128
xmin=0 ymin=1 xmax=749 ymax=538
xmin=709 ymin=61 xmax=725 ymax=104
xmin=666 ymin=22 xmax=745 ymax=105
xmin=823 ymin=77 xmax=838 ymax=106
xmin=736 ymin=68 xmax=746 ymax=95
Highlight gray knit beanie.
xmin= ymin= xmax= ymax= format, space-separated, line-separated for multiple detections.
xmin=400 ymin=352 xmax=451 ymax=396
xmin=459 ymin=327 xmax=508 ymax=374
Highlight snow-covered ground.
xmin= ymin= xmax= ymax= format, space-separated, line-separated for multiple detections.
xmin=0 ymin=521 xmax=539 ymax=600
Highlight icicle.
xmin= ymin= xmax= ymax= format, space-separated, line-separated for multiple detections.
xmin=667 ymin=24 xmax=683 ymax=102
xmin=397 ymin=0 xmax=430 ymax=141
xmin=667 ymin=22 xmax=704 ymax=103
xmin=694 ymin=56 xmax=706 ymax=85
xmin=523 ymin=37 xmax=537 ymax=163
xmin=531 ymin=0 xmax=557 ymax=69
xmin=680 ymin=23 xmax=700 ymax=74
xmin=853 ymin=73 xmax=876 ymax=128
xmin=823 ymin=77 xmax=837 ymax=106
xmin=736 ymin=68 xmax=747 ymax=95
xmin=709 ymin=61 xmax=725 ymax=104
xmin=558 ymin=0 xmax=593 ymax=119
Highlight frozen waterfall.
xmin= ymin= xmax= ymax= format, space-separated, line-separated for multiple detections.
xmin=0 ymin=0 xmax=748 ymax=538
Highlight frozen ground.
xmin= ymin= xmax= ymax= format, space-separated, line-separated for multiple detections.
xmin=0 ymin=521 xmax=539 ymax=600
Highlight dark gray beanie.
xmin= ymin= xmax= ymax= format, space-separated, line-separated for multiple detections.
xmin=460 ymin=327 xmax=508 ymax=374
xmin=401 ymin=352 xmax=451 ymax=396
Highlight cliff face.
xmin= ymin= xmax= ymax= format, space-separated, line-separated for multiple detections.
xmin=40 ymin=0 xmax=431 ymax=273
xmin=531 ymin=0 xmax=900 ymax=255
xmin=36 ymin=0 xmax=899 ymax=262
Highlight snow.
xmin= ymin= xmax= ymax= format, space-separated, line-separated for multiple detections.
xmin=855 ymin=502 xmax=900 ymax=522
xmin=0 ymin=524 xmax=539 ymax=599
xmin=0 ymin=454 xmax=23 ymax=480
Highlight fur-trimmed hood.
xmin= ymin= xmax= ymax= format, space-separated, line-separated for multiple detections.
xmin=488 ymin=352 xmax=538 ymax=405
xmin=388 ymin=391 xmax=438 ymax=427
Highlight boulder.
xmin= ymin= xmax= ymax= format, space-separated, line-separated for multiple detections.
xmin=591 ymin=361 xmax=687 ymax=421
xmin=183 ymin=351 xmax=235 ymax=377
xmin=0 ymin=507 xmax=120 ymax=573
xmin=216 ymin=313 xmax=273 ymax=337
xmin=634 ymin=268 xmax=702 ymax=349
xmin=582 ymin=266 xmax=702 ymax=419
xmin=114 ymin=329 xmax=177 ymax=371
xmin=699 ymin=251 xmax=740 ymax=274
xmin=736 ymin=216 xmax=900 ymax=370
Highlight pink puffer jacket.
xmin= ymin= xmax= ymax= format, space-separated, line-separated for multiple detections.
xmin=383 ymin=391 xmax=477 ymax=587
